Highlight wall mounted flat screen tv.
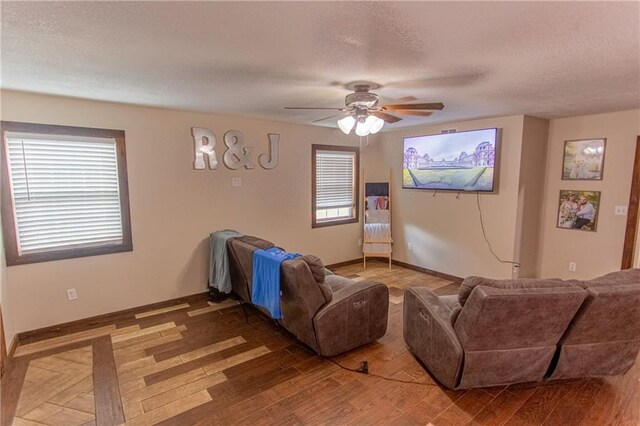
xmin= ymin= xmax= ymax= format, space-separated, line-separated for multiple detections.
xmin=403 ymin=128 xmax=499 ymax=192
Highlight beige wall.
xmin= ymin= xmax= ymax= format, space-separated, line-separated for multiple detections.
xmin=370 ymin=115 xmax=526 ymax=279
xmin=0 ymin=90 xmax=364 ymax=338
xmin=537 ymin=109 xmax=640 ymax=279
xmin=2 ymin=88 xmax=637 ymax=339
xmin=513 ymin=116 xmax=550 ymax=278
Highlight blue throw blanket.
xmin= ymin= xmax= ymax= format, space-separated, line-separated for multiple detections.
xmin=209 ymin=229 xmax=243 ymax=293
xmin=252 ymin=247 xmax=300 ymax=319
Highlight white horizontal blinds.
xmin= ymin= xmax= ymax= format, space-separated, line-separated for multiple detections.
xmin=6 ymin=135 xmax=123 ymax=254
xmin=316 ymin=150 xmax=355 ymax=210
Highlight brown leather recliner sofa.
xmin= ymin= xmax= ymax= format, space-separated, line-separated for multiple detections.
xmin=403 ymin=269 xmax=640 ymax=389
xmin=225 ymin=235 xmax=389 ymax=356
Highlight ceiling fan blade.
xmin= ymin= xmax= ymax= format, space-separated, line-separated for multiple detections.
xmin=312 ymin=113 xmax=348 ymax=123
xmin=372 ymin=112 xmax=402 ymax=124
xmin=391 ymin=110 xmax=433 ymax=117
xmin=392 ymin=96 xmax=418 ymax=103
xmin=383 ymin=102 xmax=445 ymax=111
xmin=284 ymin=107 xmax=346 ymax=111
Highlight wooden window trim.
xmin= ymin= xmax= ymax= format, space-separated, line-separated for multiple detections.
xmin=311 ymin=144 xmax=360 ymax=229
xmin=0 ymin=121 xmax=133 ymax=266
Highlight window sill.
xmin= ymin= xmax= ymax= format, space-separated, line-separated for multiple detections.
xmin=5 ymin=243 xmax=133 ymax=266
xmin=312 ymin=217 xmax=359 ymax=229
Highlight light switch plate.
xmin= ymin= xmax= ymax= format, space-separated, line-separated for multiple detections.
xmin=232 ymin=177 xmax=242 ymax=187
xmin=615 ymin=205 xmax=628 ymax=216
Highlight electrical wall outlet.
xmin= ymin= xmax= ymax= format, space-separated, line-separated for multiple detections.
xmin=569 ymin=262 xmax=577 ymax=272
xmin=511 ymin=263 xmax=520 ymax=279
xmin=615 ymin=205 xmax=628 ymax=216
xmin=232 ymin=177 xmax=242 ymax=187
xmin=407 ymin=243 xmax=413 ymax=251
xmin=357 ymin=238 xmax=362 ymax=246
xmin=67 ymin=288 xmax=78 ymax=301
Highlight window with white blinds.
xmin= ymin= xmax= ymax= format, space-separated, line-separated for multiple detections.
xmin=312 ymin=145 xmax=359 ymax=227
xmin=1 ymin=122 xmax=132 ymax=265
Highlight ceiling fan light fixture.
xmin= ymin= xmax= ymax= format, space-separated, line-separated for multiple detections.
xmin=337 ymin=116 xmax=356 ymax=134
xmin=285 ymin=83 xmax=444 ymax=131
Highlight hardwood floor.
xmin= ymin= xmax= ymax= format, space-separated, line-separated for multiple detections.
xmin=1 ymin=260 xmax=639 ymax=425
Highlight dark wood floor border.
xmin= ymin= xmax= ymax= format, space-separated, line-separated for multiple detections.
xmin=8 ymin=336 xmax=18 ymax=360
xmin=17 ymin=291 xmax=208 ymax=345
xmin=325 ymin=258 xmax=363 ymax=269
xmin=93 ymin=335 xmax=125 ymax=426
xmin=0 ymin=356 xmax=28 ymax=426
xmin=2 ymin=334 xmax=19 ymax=376
xmin=391 ymin=259 xmax=464 ymax=283
xmin=15 ymin=338 xmax=96 ymax=362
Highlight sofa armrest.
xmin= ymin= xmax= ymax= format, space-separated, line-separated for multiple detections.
xmin=313 ymin=280 xmax=389 ymax=357
xmin=403 ymin=287 xmax=464 ymax=389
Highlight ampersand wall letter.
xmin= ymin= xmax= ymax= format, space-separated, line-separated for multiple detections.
xmin=223 ymin=130 xmax=254 ymax=170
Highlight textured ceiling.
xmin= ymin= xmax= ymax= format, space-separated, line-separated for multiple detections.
xmin=1 ymin=1 xmax=639 ymax=130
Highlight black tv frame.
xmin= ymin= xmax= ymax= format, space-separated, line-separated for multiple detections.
xmin=402 ymin=127 xmax=501 ymax=194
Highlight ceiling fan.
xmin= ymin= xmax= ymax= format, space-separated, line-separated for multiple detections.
xmin=284 ymin=82 xmax=444 ymax=136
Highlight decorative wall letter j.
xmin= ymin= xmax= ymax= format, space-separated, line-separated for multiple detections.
xmin=259 ymin=133 xmax=280 ymax=170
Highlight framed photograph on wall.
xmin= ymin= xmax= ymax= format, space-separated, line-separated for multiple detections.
xmin=562 ymin=138 xmax=606 ymax=180
xmin=557 ymin=190 xmax=601 ymax=231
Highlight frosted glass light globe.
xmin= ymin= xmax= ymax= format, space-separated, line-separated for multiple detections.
xmin=368 ymin=116 xmax=384 ymax=134
xmin=337 ymin=116 xmax=356 ymax=134
xmin=355 ymin=120 xmax=372 ymax=137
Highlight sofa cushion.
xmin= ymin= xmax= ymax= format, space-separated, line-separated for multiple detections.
xmin=439 ymin=295 xmax=462 ymax=324
xmin=318 ymin=281 xmax=333 ymax=304
xmin=581 ymin=268 xmax=640 ymax=288
xmin=549 ymin=282 xmax=640 ymax=380
xmin=279 ymin=257 xmax=331 ymax=350
xmin=440 ymin=295 xmax=459 ymax=311
xmin=234 ymin=235 xmax=274 ymax=250
xmin=458 ymin=276 xmax=566 ymax=306
xmin=298 ymin=255 xmax=332 ymax=304
xmin=325 ymin=275 xmax=353 ymax=293
xmin=455 ymin=285 xmax=586 ymax=350
xmin=450 ymin=305 xmax=462 ymax=325
xmin=301 ymin=255 xmax=326 ymax=283
xmin=560 ymin=283 xmax=640 ymax=344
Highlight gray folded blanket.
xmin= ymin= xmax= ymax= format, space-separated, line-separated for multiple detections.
xmin=208 ymin=229 xmax=243 ymax=293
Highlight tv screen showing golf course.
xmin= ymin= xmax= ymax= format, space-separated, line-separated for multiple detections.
xmin=402 ymin=128 xmax=498 ymax=192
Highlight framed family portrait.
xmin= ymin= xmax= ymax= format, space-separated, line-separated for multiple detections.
xmin=562 ymin=138 xmax=606 ymax=180
xmin=557 ymin=190 xmax=601 ymax=232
